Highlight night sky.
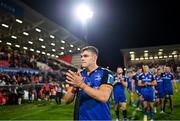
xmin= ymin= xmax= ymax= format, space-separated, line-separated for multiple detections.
xmin=21 ymin=0 xmax=180 ymax=71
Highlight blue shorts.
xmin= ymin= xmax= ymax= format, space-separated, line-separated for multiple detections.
xmin=155 ymin=91 xmax=165 ymax=99
xmin=141 ymin=88 xmax=155 ymax=102
xmin=113 ymin=92 xmax=126 ymax=104
xmin=164 ymin=88 xmax=173 ymax=96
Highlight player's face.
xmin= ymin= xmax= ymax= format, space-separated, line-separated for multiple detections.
xmin=165 ymin=67 xmax=170 ymax=73
xmin=157 ymin=70 xmax=161 ymax=76
xmin=143 ymin=66 xmax=149 ymax=73
xmin=117 ymin=68 xmax=123 ymax=79
xmin=138 ymin=68 xmax=142 ymax=74
xmin=81 ymin=50 xmax=97 ymax=68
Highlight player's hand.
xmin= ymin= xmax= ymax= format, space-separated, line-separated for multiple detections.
xmin=175 ymin=89 xmax=178 ymax=93
xmin=114 ymin=80 xmax=119 ymax=85
xmin=66 ymin=70 xmax=84 ymax=88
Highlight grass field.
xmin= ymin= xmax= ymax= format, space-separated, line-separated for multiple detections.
xmin=0 ymin=83 xmax=180 ymax=120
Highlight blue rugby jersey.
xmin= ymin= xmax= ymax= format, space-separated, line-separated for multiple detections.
xmin=161 ymin=72 xmax=174 ymax=92
xmin=77 ymin=67 xmax=114 ymax=120
xmin=155 ymin=75 xmax=164 ymax=93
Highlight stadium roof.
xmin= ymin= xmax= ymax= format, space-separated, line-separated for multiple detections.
xmin=121 ymin=44 xmax=180 ymax=61
xmin=0 ymin=0 xmax=87 ymax=58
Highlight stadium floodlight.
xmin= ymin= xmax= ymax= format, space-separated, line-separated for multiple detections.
xmin=174 ymin=55 xmax=178 ymax=58
xmin=52 ymin=49 xmax=56 ymax=52
xmin=164 ymin=56 xmax=167 ymax=58
xmin=11 ymin=35 xmax=17 ymax=39
xmin=41 ymin=45 xmax=46 ymax=48
xmin=42 ymin=52 xmax=46 ymax=55
xmin=47 ymin=53 xmax=50 ymax=56
xmin=159 ymin=49 xmax=163 ymax=51
xmin=144 ymin=53 xmax=148 ymax=57
xmin=154 ymin=56 xmax=158 ymax=59
xmin=36 ymin=50 xmax=40 ymax=53
xmin=131 ymin=58 xmax=134 ymax=61
xmin=39 ymin=38 xmax=44 ymax=41
xmin=61 ymin=47 xmax=65 ymax=50
xmin=15 ymin=44 xmax=20 ymax=48
xmin=35 ymin=28 xmax=41 ymax=32
xmin=50 ymin=35 xmax=55 ymax=39
xmin=149 ymin=56 xmax=153 ymax=59
xmin=169 ymin=55 xmax=173 ymax=58
xmin=56 ymin=55 xmax=59 ymax=58
xmin=144 ymin=50 xmax=148 ymax=53
xmin=51 ymin=54 xmax=55 ymax=57
xmin=70 ymin=44 xmax=74 ymax=48
xmin=0 ymin=40 xmax=2 ymax=43
xmin=28 ymin=41 xmax=33 ymax=44
xmin=172 ymin=51 xmax=177 ymax=55
xmin=23 ymin=47 xmax=28 ymax=50
xmin=158 ymin=51 xmax=162 ymax=55
xmin=159 ymin=56 xmax=163 ymax=59
xmin=129 ymin=51 xmax=134 ymax=54
xmin=69 ymin=50 xmax=72 ymax=53
xmin=76 ymin=3 xmax=93 ymax=23
xmin=77 ymin=48 xmax=80 ymax=51
xmin=6 ymin=42 xmax=12 ymax=46
xmin=23 ymin=32 xmax=29 ymax=36
xmin=51 ymin=43 xmax=55 ymax=46
xmin=60 ymin=52 xmax=64 ymax=55
xmin=30 ymin=48 xmax=34 ymax=52
xmin=135 ymin=58 xmax=139 ymax=61
xmin=16 ymin=19 xmax=23 ymax=24
xmin=2 ymin=23 xmax=9 ymax=28
xmin=61 ymin=40 xmax=65 ymax=43
xmin=140 ymin=57 xmax=144 ymax=60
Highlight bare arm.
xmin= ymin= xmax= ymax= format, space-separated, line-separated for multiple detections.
xmin=63 ymin=86 xmax=76 ymax=104
xmin=173 ymin=79 xmax=178 ymax=92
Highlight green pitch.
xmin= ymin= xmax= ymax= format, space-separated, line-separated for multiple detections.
xmin=0 ymin=83 xmax=180 ymax=120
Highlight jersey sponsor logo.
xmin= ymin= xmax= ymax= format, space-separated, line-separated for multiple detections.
xmin=95 ymin=73 xmax=102 ymax=81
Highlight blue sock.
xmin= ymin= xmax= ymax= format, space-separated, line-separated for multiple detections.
xmin=150 ymin=109 xmax=153 ymax=120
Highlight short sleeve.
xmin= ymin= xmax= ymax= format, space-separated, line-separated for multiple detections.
xmin=100 ymin=69 xmax=114 ymax=86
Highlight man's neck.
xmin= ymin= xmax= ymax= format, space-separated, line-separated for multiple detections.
xmin=86 ymin=64 xmax=98 ymax=74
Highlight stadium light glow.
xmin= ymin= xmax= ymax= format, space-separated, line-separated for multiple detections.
xmin=131 ymin=58 xmax=134 ymax=61
xmin=2 ymin=23 xmax=9 ymax=28
xmin=41 ymin=45 xmax=46 ymax=48
xmin=169 ymin=55 xmax=172 ymax=58
xmin=149 ymin=57 xmax=153 ymax=59
xmin=23 ymin=32 xmax=29 ymax=36
xmin=36 ymin=50 xmax=40 ymax=53
xmin=174 ymin=55 xmax=178 ymax=58
xmin=69 ymin=50 xmax=72 ymax=53
xmin=164 ymin=56 xmax=167 ymax=58
xmin=11 ymin=35 xmax=17 ymax=39
xmin=39 ymin=38 xmax=44 ymax=41
xmin=6 ymin=42 xmax=12 ymax=46
xmin=154 ymin=56 xmax=158 ymax=59
xmin=159 ymin=49 xmax=163 ymax=51
xmin=23 ymin=47 xmax=28 ymax=50
xmin=42 ymin=52 xmax=46 ymax=55
xmin=140 ymin=57 xmax=144 ymax=60
xmin=15 ymin=44 xmax=20 ymax=48
xmin=158 ymin=52 xmax=162 ymax=55
xmin=144 ymin=50 xmax=148 ymax=53
xmin=50 ymin=35 xmax=55 ymax=39
xmin=56 ymin=55 xmax=59 ymax=58
xmin=28 ymin=41 xmax=33 ymax=44
xmin=77 ymin=48 xmax=80 ymax=51
xmin=145 ymin=57 xmax=148 ymax=60
xmin=47 ymin=53 xmax=50 ymax=56
xmin=52 ymin=49 xmax=56 ymax=52
xmin=60 ymin=52 xmax=64 ymax=55
xmin=16 ymin=19 xmax=23 ymax=24
xmin=0 ymin=40 xmax=2 ymax=43
xmin=129 ymin=51 xmax=134 ymax=54
xmin=144 ymin=53 xmax=148 ymax=57
xmin=172 ymin=51 xmax=177 ymax=55
xmin=51 ymin=43 xmax=55 ymax=46
xmin=76 ymin=3 xmax=93 ymax=23
xmin=70 ymin=44 xmax=74 ymax=48
xmin=135 ymin=58 xmax=139 ymax=61
xmin=51 ymin=54 xmax=55 ymax=57
xmin=61 ymin=40 xmax=65 ymax=43
xmin=35 ymin=28 xmax=41 ymax=32
xmin=159 ymin=56 xmax=163 ymax=59
xmin=61 ymin=47 xmax=65 ymax=50
xmin=30 ymin=48 xmax=34 ymax=52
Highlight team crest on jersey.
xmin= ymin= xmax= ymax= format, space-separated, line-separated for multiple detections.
xmin=149 ymin=75 xmax=152 ymax=78
xmin=142 ymin=75 xmax=145 ymax=78
xmin=95 ymin=73 xmax=102 ymax=81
